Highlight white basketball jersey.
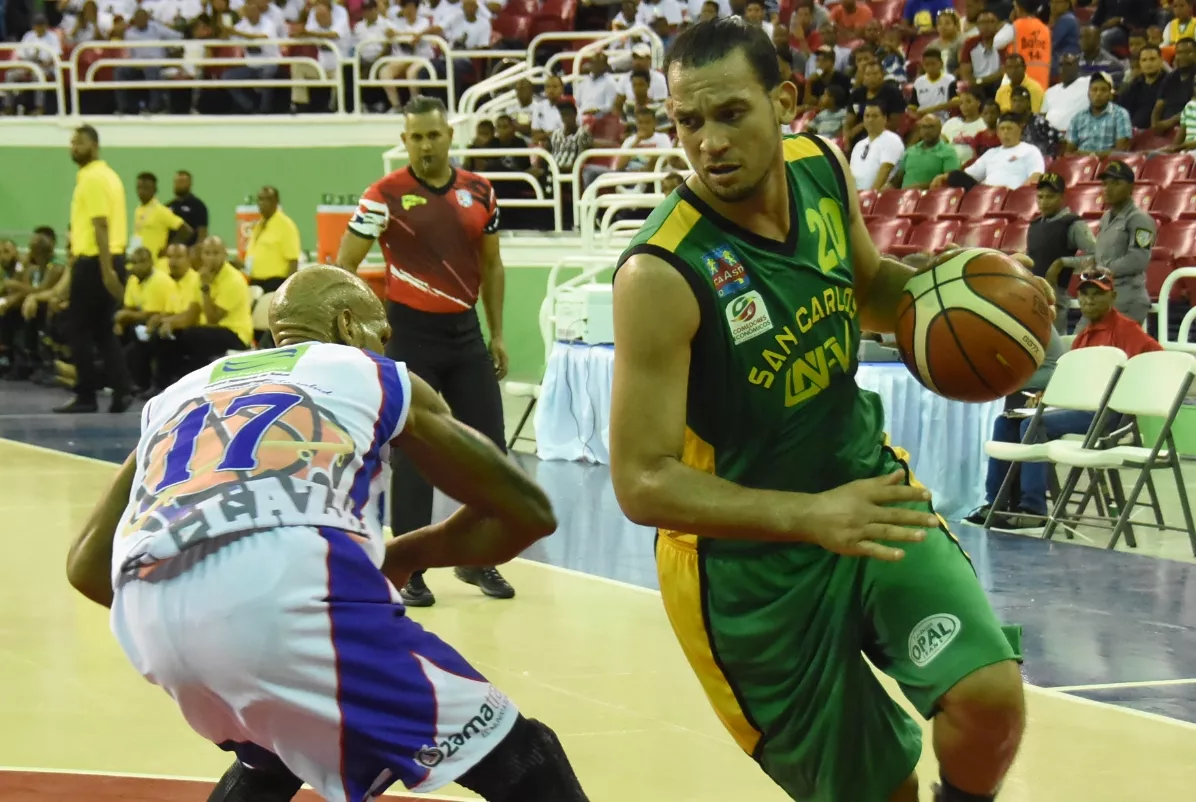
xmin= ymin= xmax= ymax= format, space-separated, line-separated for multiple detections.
xmin=111 ymin=343 xmax=412 ymax=583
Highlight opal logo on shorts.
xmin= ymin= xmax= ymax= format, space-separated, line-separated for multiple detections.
xmin=726 ymin=290 xmax=774 ymax=345
xmin=909 ymin=613 xmax=961 ymax=668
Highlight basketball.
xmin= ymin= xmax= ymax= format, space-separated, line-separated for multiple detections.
xmin=894 ymin=249 xmax=1053 ymax=403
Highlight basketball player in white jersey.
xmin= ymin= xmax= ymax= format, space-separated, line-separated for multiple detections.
xmin=66 ymin=266 xmax=590 ymax=802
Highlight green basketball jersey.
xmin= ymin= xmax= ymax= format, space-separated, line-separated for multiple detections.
xmin=617 ymin=134 xmax=890 ymax=538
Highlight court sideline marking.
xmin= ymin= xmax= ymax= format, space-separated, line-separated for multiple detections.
xmin=8 ymin=436 xmax=1196 ymax=737
xmin=1045 ymin=677 xmax=1196 ymax=693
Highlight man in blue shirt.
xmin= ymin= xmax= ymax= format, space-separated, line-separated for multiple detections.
xmin=903 ymin=0 xmax=955 ymax=35
xmin=1065 ymin=72 xmax=1132 ymax=156
xmin=1049 ymin=0 xmax=1081 ymax=74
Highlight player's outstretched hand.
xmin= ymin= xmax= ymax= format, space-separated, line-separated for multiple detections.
xmin=804 ymin=472 xmax=939 ymax=561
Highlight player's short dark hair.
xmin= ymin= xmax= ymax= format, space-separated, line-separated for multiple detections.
xmin=1005 ymin=53 xmax=1025 ymax=65
xmin=261 ymin=185 xmax=280 ymax=200
xmin=137 ymin=172 xmax=157 ymax=185
xmin=922 ymin=47 xmax=942 ymax=62
xmin=959 ymin=86 xmax=984 ymax=102
xmin=33 ymin=226 xmax=56 ymax=244
xmin=476 ymin=118 xmax=495 ymax=129
xmin=1139 ymin=44 xmax=1161 ymax=57
xmin=862 ymin=100 xmax=885 ymax=115
xmin=75 ymin=124 xmax=99 ymax=145
xmin=176 ymin=169 xmax=192 ymax=178
xmin=665 ymin=18 xmax=781 ymax=92
xmin=997 ymin=112 xmax=1023 ymax=126
xmin=824 ymin=84 xmax=847 ymax=107
xmin=496 ymin=113 xmax=514 ymax=124
xmin=403 ymin=95 xmax=448 ymax=117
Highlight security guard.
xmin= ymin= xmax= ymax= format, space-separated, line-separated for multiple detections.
xmin=1033 ymin=172 xmax=1097 ymax=333
xmin=1084 ymin=160 xmax=1154 ymax=332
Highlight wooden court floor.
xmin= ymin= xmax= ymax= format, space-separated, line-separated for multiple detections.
xmin=2 ymin=439 xmax=1195 ymax=801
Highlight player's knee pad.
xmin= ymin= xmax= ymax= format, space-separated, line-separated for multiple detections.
xmin=206 ymin=757 xmax=304 ymax=802
xmin=455 ymin=714 xmax=589 ymax=802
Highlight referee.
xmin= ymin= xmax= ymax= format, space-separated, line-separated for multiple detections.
xmin=337 ymin=96 xmax=516 ymax=607
xmin=58 ymin=125 xmax=132 ymax=414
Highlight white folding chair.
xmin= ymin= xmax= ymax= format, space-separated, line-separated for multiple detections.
xmin=503 ymin=380 xmax=541 ymax=451
xmin=1043 ymin=350 xmax=1196 ymax=555
xmin=983 ymin=346 xmax=1127 ymax=529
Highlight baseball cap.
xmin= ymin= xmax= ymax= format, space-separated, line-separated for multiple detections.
xmin=631 ymin=43 xmax=652 ymax=57
xmin=1098 ymin=160 xmax=1135 ymax=183
xmin=1037 ymin=172 xmax=1065 ymax=193
xmin=1077 ymin=267 xmax=1115 ymax=292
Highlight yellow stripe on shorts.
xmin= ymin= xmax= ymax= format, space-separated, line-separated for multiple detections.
xmin=886 ymin=442 xmax=968 ymax=558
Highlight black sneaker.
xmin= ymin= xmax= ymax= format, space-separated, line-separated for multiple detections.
xmin=400 ymin=573 xmax=436 ymax=607
xmin=964 ymin=505 xmax=994 ymax=526
xmin=1001 ymin=509 xmax=1046 ymax=531
xmin=455 ymin=566 xmax=515 ymax=599
xmin=53 ymin=396 xmax=98 ymax=414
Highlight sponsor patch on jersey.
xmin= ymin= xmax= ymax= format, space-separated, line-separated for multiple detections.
xmin=401 ymin=194 xmax=427 ymax=210
xmin=702 ymin=245 xmax=751 ymax=298
xmin=908 ymin=613 xmax=961 ymax=668
xmin=725 ymin=290 xmax=773 ymax=345
xmin=455 ymin=188 xmax=474 ymax=208
xmin=1135 ymin=227 xmax=1153 ymax=249
xmin=207 ymin=344 xmax=311 ymax=384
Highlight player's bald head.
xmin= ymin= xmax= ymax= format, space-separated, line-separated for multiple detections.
xmin=269 ymin=266 xmax=390 ymax=352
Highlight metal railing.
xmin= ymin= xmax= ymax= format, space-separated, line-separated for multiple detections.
xmin=1158 ymin=266 xmax=1196 ymax=354
xmin=0 ymin=42 xmax=68 ymax=112
xmin=570 ymin=147 xmax=688 ymax=224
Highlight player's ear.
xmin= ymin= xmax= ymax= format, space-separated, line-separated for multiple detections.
xmin=332 ymin=308 xmax=357 ymax=347
xmin=772 ymin=80 xmax=798 ymax=127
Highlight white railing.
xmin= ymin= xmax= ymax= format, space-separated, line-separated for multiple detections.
xmin=351 ymin=34 xmax=452 ymax=111
xmin=578 ymin=170 xmax=674 ymax=244
xmin=0 ymin=42 xmax=67 ymax=112
xmin=571 ymin=147 xmax=689 ymax=223
xmin=1158 ymin=266 xmax=1196 ymax=354
xmin=456 ymin=147 xmax=564 ymax=230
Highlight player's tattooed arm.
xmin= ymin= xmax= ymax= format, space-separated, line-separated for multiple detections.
xmin=383 ymin=372 xmax=557 ymax=581
xmin=66 ymin=450 xmax=137 ymax=608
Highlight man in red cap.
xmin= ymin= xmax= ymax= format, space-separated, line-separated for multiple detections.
xmin=1071 ymin=266 xmax=1166 ymax=354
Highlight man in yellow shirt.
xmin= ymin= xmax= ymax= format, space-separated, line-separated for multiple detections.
xmin=62 ymin=124 xmax=133 ymax=414
xmin=146 ymin=238 xmax=252 ymax=391
xmin=995 ymin=53 xmax=1045 ymax=113
xmin=115 ymin=246 xmax=177 ymax=391
xmin=133 ymin=172 xmax=194 ymax=272
xmin=241 ymin=185 xmax=301 ymax=292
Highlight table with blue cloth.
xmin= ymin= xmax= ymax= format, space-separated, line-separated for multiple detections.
xmin=535 ymin=341 xmax=1003 ymax=520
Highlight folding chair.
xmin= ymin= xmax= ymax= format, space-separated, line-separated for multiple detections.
xmin=1043 ymin=350 xmax=1196 ymax=555
xmin=982 ymin=346 xmax=1127 ymax=530
xmin=503 ymin=380 xmax=541 ymax=451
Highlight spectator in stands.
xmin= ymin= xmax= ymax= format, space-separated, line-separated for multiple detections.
xmin=3 ymin=14 xmax=59 ymax=116
xmin=610 ymin=107 xmax=674 ymax=192
xmin=1072 ymin=267 xmax=1163 ymax=352
xmin=66 ymin=1 xmax=102 ymax=44
xmin=942 ymin=87 xmax=990 ymax=162
xmin=1078 ymin=24 xmax=1125 ymax=85
xmin=620 ymin=68 xmax=670 ymax=131
xmin=1064 ymin=72 xmax=1132 ymax=155
xmin=1031 ymin=171 xmax=1098 ymax=331
xmin=930 ymin=9 xmax=965 ymax=74
xmin=443 ymin=0 xmax=491 ymax=90
xmin=844 ymin=61 xmax=905 ymax=145
xmin=465 ymin=118 xmax=498 ymax=171
xmin=546 ymin=100 xmax=592 ymax=173
xmin=887 ymin=114 xmax=961 ymax=189
xmin=240 ymin=185 xmax=301 ymax=293
xmin=167 ymin=171 xmax=208 ymax=247
xmin=902 ymin=0 xmax=954 ymax=36
xmin=1007 ymin=0 xmax=1051 ymax=90
xmin=1152 ymin=36 xmax=1196 ymax=134
xmin=609 ymin=0 xmax=650 ymax=70
xmin=876 ymin=28 xmax=907 ymax=83
xmin=810 ymin=84 xmax=848 ymax=137
xmin=932 ymin=112 xmax=1045 ymax=189
xmin=829 ymin=0 xmax=871 ymax=38
xmin=508 ymin=79 xmax=543 ymax=137
xmin=1009 ymin=85 xmax=1063 ymax=156
xmin=12 ymin=228 xmax=61 ymax=382
xmin=959 ymin=9 xmax=1005 ymax=96
xmin=798 ymin=44 xmax=850 ymax=110
xmin=226 ymin=0 xmax=281 ymax=113
xmin=576 ymin=51 xmax=620 ymax=119
xmin=1048 ymin=0 xmax=1081 ymax=72
xmin=133 ymin=172 xmax=193 ymax=271
xmin=1164 ymin=0 xmax=1196 ymax=45
xmin=492 ymin=112 xmax=532 ymax=173
xmin=1093 ymin=0 xmax=1159 ymax=53
xmin=643 ymin=0 xmax=684 ymax=34
xmin=207 ymin=0 xmax=240 ymax=36
xmin=111 ymin=7 xmax=182 ymax=114
xmin=849 ymin=102 xmax=905 ymax=190
xmin=380 ymin=0 xmax=434 ymax=113
xmin=740 ymin=0 xmax=772 ymax=38
xmin=0 ymin=238 xmax=31 ymax=377
xmin=996 ymin=53 xmax=1044 ymax=112
xmin=1119 ymin=44 xmax=1167 ymax=129
xmin=531 ymin=74 xmax=565 ymax=141
xmin=1167 ymin=81 xmax=1196 ymax=149
xmin=787 ymin=0 xmax=821 ymax=74
xmin=613 ymin=42 xmax=668 ymax=110
xmin=695 ymin=0 xmax=724 ymax=24
xmin=980 ymin=97 xmax=1003 ymax=148
xmin=1122 ymin=30 xmax=1150 ymax=84
xmin=1088 ymin=160 xmax=1155 ymax=328
xmin=1042 ymin=52 xmax=1091 ymax=131
xmin=113 ymin=247 xmax=164 ymax=392
xmin=911 ymin=47 xmax=957 ymax=121
xmin=293 ymin=0 xmax=350 ymax=113
xmin=354 ymin=0 xmax=396 ymax=108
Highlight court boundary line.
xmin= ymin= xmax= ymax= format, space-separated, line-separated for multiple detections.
xmin=11 ymin=439 xmax=1196 ymax=734
xmin=1046 ymin=677 xmax=1196 ymax=693
xmin=0 ymin=767 xmax=474 ymax=800
xmin=0 ymin=437 xmax=119 ymax=467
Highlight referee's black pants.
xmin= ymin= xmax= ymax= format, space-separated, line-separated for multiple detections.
xmin=67 ymin=254 xmax=131 ymax=401
xmin=385 ymin=302 xmax=506 ymax=577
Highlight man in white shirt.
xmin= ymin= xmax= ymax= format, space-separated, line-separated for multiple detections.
xmin=5 ymin=14 xmax=61 ymax=114
xmin=940 ymin=86 xmax=989 ymax=163
xmin=304 ymin=0 xmax=349 ymax=29
xmin=452 ymin=0 xmax=492 ymax=49
xmin=531 ymin=73 xmax=565 ymax=142
xmin=420 ymin=0 xmax=466 ymax=44
xmin=932 ymin=113 xmax=1045 ymax=189
xmin=1041 ymin=53 xmax=1092 ymax=133
xmin=684 ymin=0 xmax=731 ymax=22
xmin=111 ymin=7 xmax=183 ymax=114
xmin=508 ymin=77 xmax=549 ymax=137
xmin=381 ymin=0 xmax=433 ymax=111
xmin=225 ymin=0 xmax=282 ymax=113
xmin=142 ymin=0 xmax=204 ymax=26
xmin=581 ymin=106 xmax=673 ymax=190
xmin=911 ymin=46 xmax=956 ymax=121
xmin=292 ymin=0 xmax=350 ymax=111
xmin=354 ymin=0 xmax=396 ymax=70
xmin=575 ymin=51 xmax=619 ymax=118
xmin=849 ymin=102 xmax=906 ymax=190
xmin=612 ymin=42 xmax=667 ymax=109
xmin=609 ymin=0 xmax=653 ymax=68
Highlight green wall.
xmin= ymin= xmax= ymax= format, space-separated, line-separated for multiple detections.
xmin=0 ymin=146 xmax=385 ymax=246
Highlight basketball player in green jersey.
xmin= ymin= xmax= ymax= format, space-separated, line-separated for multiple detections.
xmin=609 ymin=19 xmax=1056 ymax=802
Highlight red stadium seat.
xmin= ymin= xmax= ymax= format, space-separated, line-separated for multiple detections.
xmin=1063 ymin=183 xmax=1105 ymax=219
xmin=1146 ymin=258 xmax=1181 ymax=302
xmin=1140 ymin=153 xmax=1195 ymax=188
xmin=1101 ymin=153 xmax=1146 ymax=178
xmin=1150 ymin=184 xmax=1196 ymax=223
xmin=866 ymin=217 xmax=914 ymax=253
xmin=858 ymin=189 xmax=878 ymax=217
xmin=1154 ymin=219 xmax=1196 ymax=262
xmin=890 ymin=219 xmax=963 ymax=257
xmin=999 ymin=220 xmax=1031 ymax=253
xmin=941 ymin=184 xmax=1009 ymax=221
xmin=870 ymin=188 xmax=923 ymax=219
xmin=506 ymin=0 xmax=539 ymax=15
xmin=1052 ymin=154 xmax=1100 ymax=185
xmin=901 ymin=187 xmax=964 ymax=222
xmin=493 ymin=13 xmax=533 ymax=43
xmin=1131 ymin=182 xmax=1161 ymax=214
xmin=1132 ymin=129 xmax=1177 ymax=152
xmin=990 ymin=185 xmax=1039 ymax=222
xmin=959 ymin=218 xmax=1008 ymax=249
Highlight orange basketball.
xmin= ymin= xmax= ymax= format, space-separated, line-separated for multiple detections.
xmin=894 ymin=249 xmax=1053 ymax=403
